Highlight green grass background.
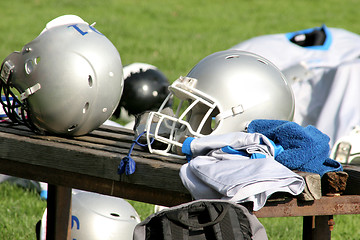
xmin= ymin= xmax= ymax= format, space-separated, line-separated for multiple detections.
xmin=1 ymin=0 xmax=360 ymax=239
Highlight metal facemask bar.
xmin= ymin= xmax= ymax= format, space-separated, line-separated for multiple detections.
xmin=0 ymin=59 xmax=39 ymax=132
xmin=145 ymin=76 xmax=219 ymax=158
xmin=332 ymin=126 xmax=360 ymax=165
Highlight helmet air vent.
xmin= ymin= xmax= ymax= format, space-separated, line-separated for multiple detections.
xmin=23 ymin=47 xmax=32 ymax=53
xmin=83 ymin=102 xmax=89 ymax=114
xmin=68 ymin=124 xmax=78 ymax=132
xmin=88 ymin=75 xmax=93 ymax=87
xmin=257 ymin=59 xmax=268 ymax=65
xmin=110 ymin=213 xmax=120 ymax=217
xmin=225 ymin=55 xmax=240 ymax=60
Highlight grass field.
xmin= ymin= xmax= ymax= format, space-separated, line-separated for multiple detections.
xmin=1 ymin=0 xmax=360 ymax=239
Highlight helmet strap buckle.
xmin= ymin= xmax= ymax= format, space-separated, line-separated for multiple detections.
xmin=20 ymin=83 xmax=41 ymax=100
xmin=215 ymin=104 xmax=244 ymax=123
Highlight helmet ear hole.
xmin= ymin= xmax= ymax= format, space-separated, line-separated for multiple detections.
xmin=202 ymin=108 xmax=220 ymax=134
xmin=25 ymin=57 xmax=40 ymax=74
xmin=187 ymin=107 xmax=220 ymax=135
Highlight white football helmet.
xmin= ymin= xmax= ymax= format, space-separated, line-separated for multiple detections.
xmin=143 ymin=50 xmax=295 ymax=157
xmin=38 ymin=190 xmax=141 ymax=240
xmin=0 ymin=15 xmax=123 ymax=136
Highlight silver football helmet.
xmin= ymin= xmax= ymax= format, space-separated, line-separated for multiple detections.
xmin=38 ymin=190 xmax=141 ymax=240
xmin=143 ymin=50 xmax=295 ymax=157
xmin=0 ymin=15 xmax=123 ymax=136
xmin=71 ymin=191 xmax=141 ymax=239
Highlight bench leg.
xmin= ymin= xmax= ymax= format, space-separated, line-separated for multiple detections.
xmin=303 ymin=215 xmax=333 ymax=240
xmin=46 ymin=184 xmax=72 ymax=240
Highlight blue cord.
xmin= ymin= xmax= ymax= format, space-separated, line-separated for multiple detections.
xmin=117 ymin=131 xmax=154 ymax=175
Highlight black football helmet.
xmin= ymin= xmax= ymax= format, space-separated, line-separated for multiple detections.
xmin=113 ymin=63 xmax=171 ymax=117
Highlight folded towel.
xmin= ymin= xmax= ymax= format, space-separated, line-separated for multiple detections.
xmin=247 ymin=119 xmax=342 ymax=176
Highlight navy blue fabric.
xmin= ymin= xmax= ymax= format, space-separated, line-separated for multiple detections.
xmin=118 ymin=131 xmax=154 ymax=175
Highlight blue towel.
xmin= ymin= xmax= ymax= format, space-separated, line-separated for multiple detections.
xmin=247 ymin=119 xmax=342 ymax=176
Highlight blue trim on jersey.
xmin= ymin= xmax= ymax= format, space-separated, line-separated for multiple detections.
xmin=285 ymin=24 xmax=332 ymax=50
xmin=220 ymin=138 xmax=284 ymax=159
xmin=221 ymin=146 xmax=267 ymax=159
xmin=221 ymin=146 xmax=248 ymax=156
xmin=182 ymin=137 xmax=195 ymax=162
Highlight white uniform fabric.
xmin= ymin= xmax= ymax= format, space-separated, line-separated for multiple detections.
xmin=230 ymin=25 xmax=360 ymax=147
xmin=179 ymin=132 xmax=305 ymax=211
xmin=103 ymin=119 xmax=136 ymax=129
xmin=103 ymin=119 xmax=123 ymax=127
xmin=230 ymin=25 xmax=360 ymax=70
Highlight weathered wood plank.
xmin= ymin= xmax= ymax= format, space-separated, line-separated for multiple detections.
xmin=0 ymin=123 xmax=185 ymax=164
xmin=296 ymin=171 xmax=322 ymax=201
xmin=0 ymin=158 xmax=192 ymax=206
xmin=255 ymin=195 xmax=360 ymax=218
xmin=321 ymin=171 xmax=348 ymax=196
xmin=0 ymin=129 xmax=188 ymax=193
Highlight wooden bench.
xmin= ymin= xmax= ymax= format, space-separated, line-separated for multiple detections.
xmin=0 ymin=122 xmax=359 ymax=240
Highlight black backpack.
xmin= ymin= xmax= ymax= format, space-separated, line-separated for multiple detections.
xmin=133 ymin=200 xmax=268 ymax=240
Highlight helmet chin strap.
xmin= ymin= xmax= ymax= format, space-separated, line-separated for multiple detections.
xmin=215 ymin=104 xmax=245 ymax=123
xmin=215 ymin=96 xmax=270 ymax=123
xmin=20 ymin=83 xmax=41 ymax=100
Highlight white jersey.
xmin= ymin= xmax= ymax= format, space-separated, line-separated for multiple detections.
xmin=179 ymin=132 xmax=305 ymax=211
xmin=230 ymin=25 xmax=360 ymax=147
xmin=230 ymin=25 xmax=360 ymax=70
